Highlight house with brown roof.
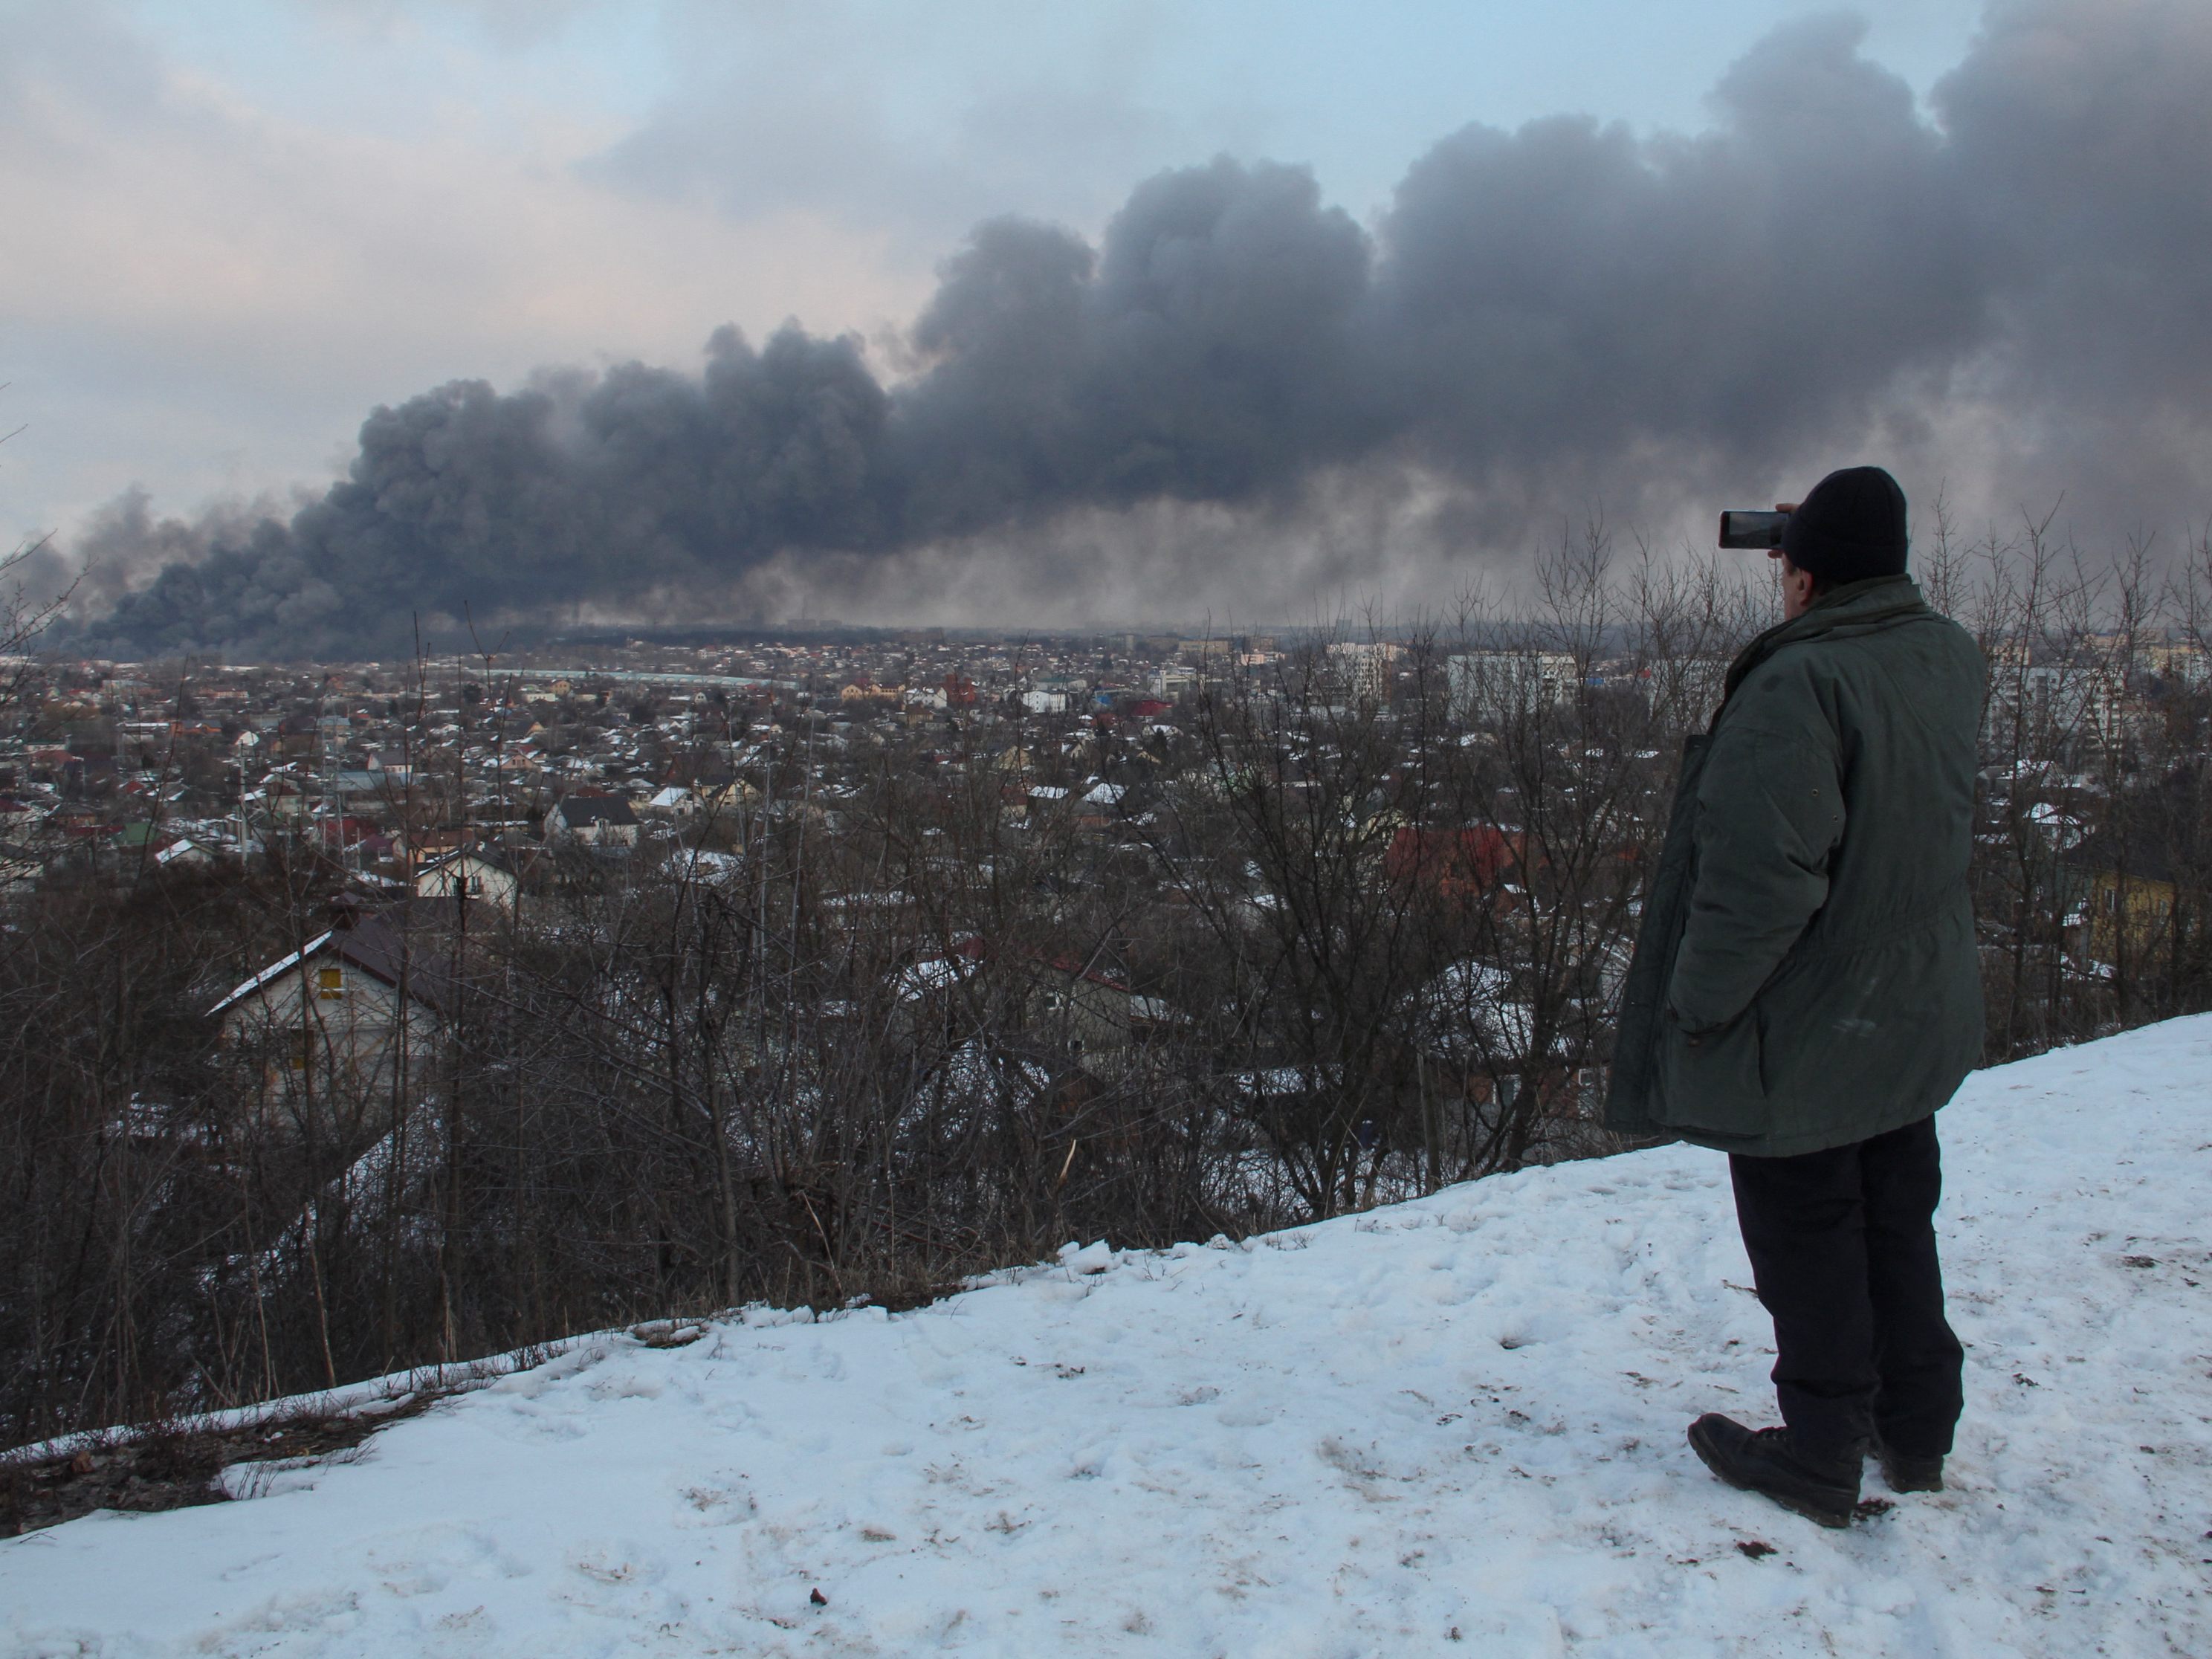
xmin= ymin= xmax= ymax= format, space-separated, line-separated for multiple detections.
xmin=210 ymin=902 xmax=456 ymax=1125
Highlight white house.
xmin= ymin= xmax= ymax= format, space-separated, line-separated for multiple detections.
xmin=154 ymin=837 xmax=218 ymax=869
xmin=412 ymin=847 xmax=519 ymax=912
xmin=642 ymin=785 xmax=698 ymax=819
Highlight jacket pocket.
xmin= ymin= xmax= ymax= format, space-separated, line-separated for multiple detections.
xmin=1655 ymin=1006 xmax=1769 ymax=1139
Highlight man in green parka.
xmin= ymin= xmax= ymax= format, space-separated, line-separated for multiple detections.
xmin=1605 ymin=465 xmax=1984 ymax=1528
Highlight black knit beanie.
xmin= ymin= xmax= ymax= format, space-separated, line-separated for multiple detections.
xmin=1781 ymin=465 xmax=1908 ymax=583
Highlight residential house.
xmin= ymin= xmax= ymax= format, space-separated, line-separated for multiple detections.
xmin=2063 ymin=819 xmax=2204 ymax=968
xmin=894 ymin=937 xmax=1145 ymax=1070
xmin=210 ymin=902 xmax=456 ymax=1124
xmin=412 ymin=846 xmax=520 ymax=913
xmin=549 ymin=792 xmax=639 ymax=847
xmin=154 ymin=837 xmax=219 ymax=870
xmin=1022 ymin=950 xmax=1140 ymax=1065
xmin=1385 ymin=825 xmax=1522 ymax=899
xmin=275 ymin=711 xmax=320 ymax=759
xmin=263 ymin=776 xmax=311 ymax=818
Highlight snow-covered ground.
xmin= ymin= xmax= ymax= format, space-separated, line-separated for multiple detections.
xmin=6 ymin=1018 xmax=2210 ymax=1656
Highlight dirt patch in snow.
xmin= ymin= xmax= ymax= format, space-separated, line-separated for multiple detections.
xmin=0 ymin=1394 xmax=436 ymax=1538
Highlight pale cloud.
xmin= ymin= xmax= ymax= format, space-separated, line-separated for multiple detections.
xmin=590 ymin=0 xmax=1220 ymax=262
xmin=294 ymin=0 xmax=604 ymax=51
xmin=0 ymin=2 xmax=925 ymax=528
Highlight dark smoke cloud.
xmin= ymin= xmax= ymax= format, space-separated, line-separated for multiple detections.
xmin=70 ymin=1 xmax=2212 ymax=659
xmin=898 ymin=160 xmax=1375 ymax=529
xmin=1933 ymin=0 xmax=2212 ymax=512
xmin=1375 ymin=15 xmax=1986 ymax=476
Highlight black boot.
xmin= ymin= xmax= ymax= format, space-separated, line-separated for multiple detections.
xmin=1687 ymin=1413 xmax=1860 ymax=1528
xmin=1870 ymin=1433 xmax=1944 ymax=1493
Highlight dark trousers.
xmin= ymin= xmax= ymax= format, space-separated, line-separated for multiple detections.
xmin=1728 ymin=1113 xmax=1964 ymax=1460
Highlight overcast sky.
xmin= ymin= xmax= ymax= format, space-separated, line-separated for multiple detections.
xmin=5 ymin=1 xmax=2205 ymax=644
xmin=2 ymin=0 xmax=1986 ymax=530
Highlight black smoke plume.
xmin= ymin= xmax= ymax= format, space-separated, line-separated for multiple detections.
xmin=69 ymin=1 xmax=2212 ymax=657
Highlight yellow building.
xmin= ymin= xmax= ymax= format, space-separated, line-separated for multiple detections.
xmin=2066 ymin=828 xmax=2194 ymax=966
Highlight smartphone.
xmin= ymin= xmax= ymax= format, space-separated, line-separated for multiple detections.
xmin=1718 ymin=510 xmax=1791 ymax=550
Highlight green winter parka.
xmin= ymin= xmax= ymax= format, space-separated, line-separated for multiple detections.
xmin=1604 ymin=575 xmax=1985 ymax=1157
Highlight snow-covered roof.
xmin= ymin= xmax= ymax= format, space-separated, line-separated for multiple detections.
xmin=210 ymin=908 xmax=463 ymax=1019
xmin=210 ymin=932 xmax=334 ymax=1015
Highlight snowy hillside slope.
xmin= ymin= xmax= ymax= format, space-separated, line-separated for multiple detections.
xmin=4 ymin=1018 xmax=2209 ymax=1657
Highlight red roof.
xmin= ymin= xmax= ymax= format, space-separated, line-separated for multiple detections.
xmin=1385 ymin=826 xmax=1521 ymax=894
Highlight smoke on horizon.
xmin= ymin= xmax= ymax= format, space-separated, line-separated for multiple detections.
xmin=55 ymin=1 xmax=2212 ymax=658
